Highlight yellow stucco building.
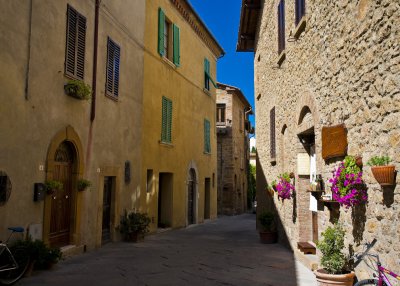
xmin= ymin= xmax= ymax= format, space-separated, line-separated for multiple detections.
xmin=141 ymin=0 xmax=224 ymax=231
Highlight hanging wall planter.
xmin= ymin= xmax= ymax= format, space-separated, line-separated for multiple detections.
xmin=64 ymin=79 xmax=92 ymax=100
xmin=367 ymin=156 xmax=396 ymax=186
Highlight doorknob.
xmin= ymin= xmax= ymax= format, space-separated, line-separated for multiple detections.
xmin=65 ymin=195 xmax=69 ymax=199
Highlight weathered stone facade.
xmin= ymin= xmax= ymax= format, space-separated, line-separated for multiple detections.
xmin=238 ymin=0 xmax=400 ymax=280
xmin=216 ymin=83 xmax=252 ymax=215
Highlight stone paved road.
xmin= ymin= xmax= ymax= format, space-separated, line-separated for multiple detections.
xmin=17 ymin=214 xmax=317 ymax=286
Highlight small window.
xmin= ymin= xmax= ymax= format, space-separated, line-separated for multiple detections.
xmin=216 ymin=104 xmax=226 ymax=125
xmin=106 ymin=37 xmax=121 ymax=99
xmin=295 ymin=0 xmax=305 ymax=26
xmin=0 ymin=171 xmax=12 ymax=206
xmin=146 ymin=169 xmax=153 ymax=193
xmin=277 ymin=0 xmax=285 ymax=55
xmin=158 ymin=8 xmax=180 ymax=66
xmin=270 ymin=107 xmax=276 ymax=160
xmin=204 ymin=119 xmax=211 ymax=153
xmin=65 ymin=5 xmax=86 ymax=79
xmin=161 ymin=96 xmax=173 ymax=143
xmin=204 ymin=58 xmax=210 ymax=91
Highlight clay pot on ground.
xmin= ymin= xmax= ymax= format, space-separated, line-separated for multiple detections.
xmin=371 ymin=165 xmax=396 ymax=186
xmin=314 ymin=269 xmax=355 ymax=286
xmin=259 ymin=230 xmax=278 ymax=244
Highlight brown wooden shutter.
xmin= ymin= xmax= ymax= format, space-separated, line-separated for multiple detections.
xmin=270 ymin=107 xmax=276 ymax=160
xmin=65 ymin=5 xmax=86 ymax=79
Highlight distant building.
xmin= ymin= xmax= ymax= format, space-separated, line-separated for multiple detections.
xmin=141 ymin=0 xmax=224 ymax=230
xmin=249 ymin=137 xmax=256 ymax=167
xmin=216 ymin=83 xmax=253 ymax=215
xmin=238 ymin=0 xmax=400 ymax=278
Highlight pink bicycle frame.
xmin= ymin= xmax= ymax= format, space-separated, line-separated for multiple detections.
xmin=378 ymin=265 xmax=400 ymax=286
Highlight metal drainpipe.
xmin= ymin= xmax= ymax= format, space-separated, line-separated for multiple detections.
xmin=90 ymin=0 xmax=100 ymax=121
xmin=24 ymin=0 xmax=33 ymax=100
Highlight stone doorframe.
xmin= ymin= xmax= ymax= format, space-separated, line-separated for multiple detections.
xmin=44 ymin=125 xmax=84 ymax=246
xmin=186 ymin=160 xmax=199 ymax=226
xmin=295 ymin=95 xmax=321 ymax=243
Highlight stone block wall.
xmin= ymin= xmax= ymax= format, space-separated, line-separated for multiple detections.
xmin=254 ymin=0 xmax=400 ymax=279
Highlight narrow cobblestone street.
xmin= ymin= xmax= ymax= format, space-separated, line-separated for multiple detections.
xmin=17 ymin=214 xmax=317 ymax=286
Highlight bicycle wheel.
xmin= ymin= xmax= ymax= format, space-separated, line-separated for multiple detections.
xmin=354 ymin=279 xmax=380 ymax=286
xmin=0 ymin=246 xmax=31 ymax=285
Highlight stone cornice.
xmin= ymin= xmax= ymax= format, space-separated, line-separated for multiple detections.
xmin=170 ymin=0 xmax=225 ymax=58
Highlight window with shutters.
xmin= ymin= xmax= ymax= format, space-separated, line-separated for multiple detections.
xmin=65 ymin=5 xmax=86 ymax=79
xmin=216 ymin=104 xmax=226 ymax=126
xmin=295 ymin=0 xmax=305 ymax=26
xmin=161 ymin=96 xmax=173 ymax=143
xmin=158 ymin=8 xmax=180 ymax=66
xmin=106 ymin=37 xmax=121 ymax=99
xmin=204 ymin=119 xmax=211 ymax=154
xmin=277 ymin=0 xmax=285 ymax=55
xmin=270 ymin=107 xmax=276 ymax=161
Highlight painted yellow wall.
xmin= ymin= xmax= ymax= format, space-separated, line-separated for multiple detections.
xmin=141 ymin=0 xmax=222 ymax=231
xmin=0 ymin=0 xmax=145 ymax=250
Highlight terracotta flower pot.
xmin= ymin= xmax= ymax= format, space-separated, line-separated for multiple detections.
xmin=314 ymin=269 xmax=355 ymax=286
xmin=355 ymin=156 xmax=363 ymax=167
xmin=259 ymin=231 xmax=277 ymax=244
xmin=124 ymin=231 xmax=144 ymax=243
xmin=371 ymin=165 xmax=395 ymax=186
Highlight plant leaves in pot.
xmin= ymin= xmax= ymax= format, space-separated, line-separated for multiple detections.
xmin=119 ymin=210 xmax=151 ymax=242
xmin=367 ymin=155 xmax=396 ymax=186
xmin=258 ymin=211 xmax=277 ymax=244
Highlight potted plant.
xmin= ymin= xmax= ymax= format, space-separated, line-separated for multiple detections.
xmin=30 ymin=240 xmax=62 ymax=270
xmin=77 ymin=178 xmax=91 ymax=191
xmin=276 ymin=173 xmax=295 ymax=200
xmin=119 ymin=210 xmax=151 ymax=242
xmin=64 ymin=79 xmax=92 ymax=100
xmin=315 ymin=223 xmax=355 ymax=285
xmin=329 ymin=156 xmax=367 ymax=208
xmin=258 ymin=211 xmax=277 ymax=244
xmin=367 ymin=155 xmax=396 ymax=186
xmin=44 ymin=180 xmax=63 ymax=195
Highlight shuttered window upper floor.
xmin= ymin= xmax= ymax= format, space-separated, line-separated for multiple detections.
xmin=65 ymin=4 xmax=86 ymax=80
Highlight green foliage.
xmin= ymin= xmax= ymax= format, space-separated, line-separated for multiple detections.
xmin=10 ymin=238 xmax=62 ymax=270
xmin=258 ymin=211 xmax=275 ymax=231
xmin=119 ymin=210 xmax=151 ymax=234
xmin=64 ymin=79 xmax=92 ymax=100
xmin=45 ymin=180 xmax=63 ymax=191
xmin=77 ymin=179 xmax=91 ymax=191
xmin=316 ymin=223 xmax=347 ymax=274
xmin=367 ymin=155 xmax=391 ymax=166
xmin=251 ymin=146 xmax=256 ymax=153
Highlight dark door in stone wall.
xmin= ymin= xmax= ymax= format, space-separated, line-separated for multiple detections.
xmin=102 ymin=176 xmax=113 ymax=244
xmin=188 ymin=169 xmax=196 ymax=225
xmin=49 ymin=142 xmax=74 ymax=247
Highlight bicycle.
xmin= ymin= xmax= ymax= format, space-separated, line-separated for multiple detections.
xmin=353 ymin=239 xmax=400 ymax=286
xmin=0 ymin=227 xmax=31 ymax=285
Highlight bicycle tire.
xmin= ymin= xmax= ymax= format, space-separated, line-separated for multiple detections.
xmin=354 ymin=279 xmax=380 ymax=286
xmin=0 ymin=246 xmax=31 ymax=285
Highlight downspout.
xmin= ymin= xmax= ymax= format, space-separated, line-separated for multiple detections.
xmin=24 ymin=0 xmax=33 ymax=100
xmin=85 ymin=0 xmax=100 ymax=175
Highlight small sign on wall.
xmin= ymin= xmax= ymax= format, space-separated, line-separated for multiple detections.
xmin=297 ymin=153 xmax=310 ymax=175
xmin=322 ymin=124 xmax=348 ymax=160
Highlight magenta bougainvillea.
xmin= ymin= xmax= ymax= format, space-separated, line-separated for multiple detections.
xmin=276 ymin=173 xmax=295 ymax=200
xmin=329 ymin=156 xmax=368 ymax=208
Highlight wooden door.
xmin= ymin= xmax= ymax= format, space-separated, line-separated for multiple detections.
xmin=49 ymin=142 xmax=73 ymax=247
xmin=187 ymin=169 xmax=196 ymax=225
xmin=102 ymin=177 xmax=113 ymax=244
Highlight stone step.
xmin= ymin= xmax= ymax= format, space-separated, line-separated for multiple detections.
xmin=294 ymin=248 xmax=319 ymax=271
xmin=297 ymin=241 xmax=316 ymax=254
xmin=61 ymin=244 xmax=85 ymax=258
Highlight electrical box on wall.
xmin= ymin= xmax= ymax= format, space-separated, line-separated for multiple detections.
xmin=297 ymin=153 xmax=310 ymax=175
xmin=33 ymin=183 xmax=46 ymax=202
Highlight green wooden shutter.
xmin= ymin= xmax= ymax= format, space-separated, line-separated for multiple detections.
xmin=204 ymin=119 xmax=211 ymax=153
xmin=158 ymin=8 xmax=165 ymax=56
xmin=161 ymin=97 xmax=173 ymax=143
xmin=173 ymin=24 xmax=180 ymax=66
xmin=167 ymin=99 xmax=173 ymax=143
xmin=204 ymin=58 xmax=217 ymax=89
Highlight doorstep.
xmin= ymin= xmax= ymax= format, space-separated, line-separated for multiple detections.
xmin=294 ymin=248 xmax=319 ymax=271
xmin=60 ymin=244 xmax=85 ymax=258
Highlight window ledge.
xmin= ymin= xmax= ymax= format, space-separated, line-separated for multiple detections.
xmin=162 ymin=56 xmax=177 ymax=69
xmin=203 ymin=151 xmax=211 ymax=155
xmin=277 ymin=51 xmax=286 ymax=66
xmin=159 ymin=141 xmax=174 ymax=148
xmin=105 ymin=93 xmax=118 ymax=102
xmin=203 ymin=88 xmax=211 ymax=96
xmin=293 ymin=16 xmax=306 ymax=39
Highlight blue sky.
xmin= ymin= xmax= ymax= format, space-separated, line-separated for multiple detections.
xmin=189 ymin=0 xmax=255 ymax=126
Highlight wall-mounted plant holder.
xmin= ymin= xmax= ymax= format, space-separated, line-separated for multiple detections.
xmin=319 ymin=199 xmax=340 ymax=211
xmin=33 ymin=183 xmax=46 ymax=202
xmin=371 ymin=165 xmax=396 ymax=186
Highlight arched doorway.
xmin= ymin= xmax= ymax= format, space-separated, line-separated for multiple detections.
xmin=44 ymin=126 xmax=84 ymax=247
xmin=50 ymin=141 xmax=75 ymax=246
xmin=187 ymin=168 xmax=196 ymax=225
